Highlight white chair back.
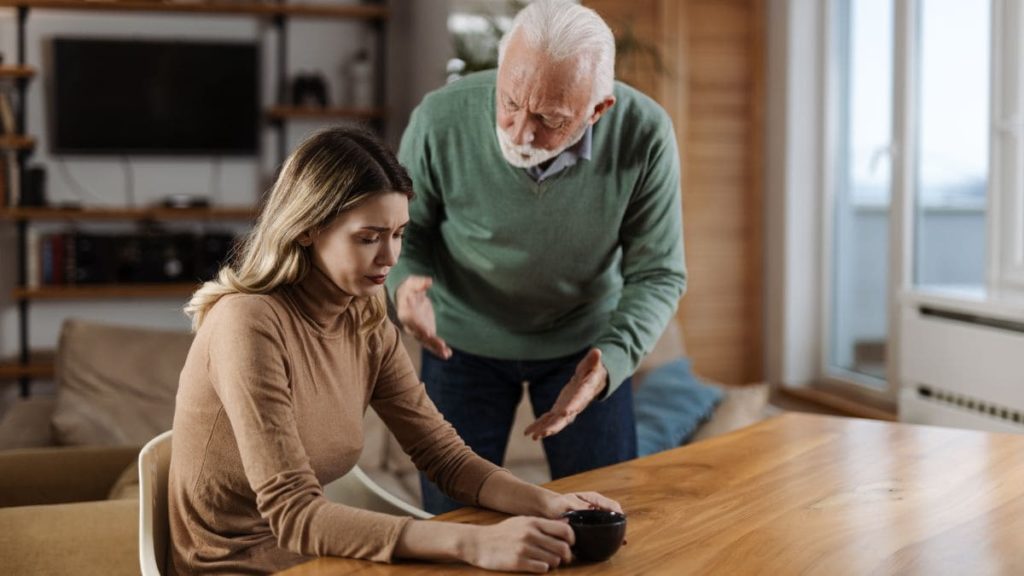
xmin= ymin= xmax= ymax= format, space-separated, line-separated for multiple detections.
xmin=138 ymin=431 xmax=428 ymax=576
xmin=139 ymin=430 xmax=173 ymax=576
xmin=323 ymin=466 xmax=433 ymax=520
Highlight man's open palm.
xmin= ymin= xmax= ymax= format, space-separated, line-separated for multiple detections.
xmin=524 ymin=348 xmax=608 ymax=440
xmin=396 ymin=276 xmax=452 ymax=359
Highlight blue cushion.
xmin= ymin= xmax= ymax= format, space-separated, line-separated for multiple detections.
xmin=634 ymin=358 xmax=723 ymax=457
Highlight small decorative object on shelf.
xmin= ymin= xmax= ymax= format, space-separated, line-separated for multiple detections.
xmin=347 ymin=49 xmax=374 ymax=108
xmin=20 ymin=164 xmax=46 ymax=207
xmin=291 ymin=71 xmax=329 ymax=108
xmin=162 ymin=194 xmax=210 ymax=209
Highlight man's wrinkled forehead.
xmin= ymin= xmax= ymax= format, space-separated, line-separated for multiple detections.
xmin=499 ymin=57 xmax=590 ymax=105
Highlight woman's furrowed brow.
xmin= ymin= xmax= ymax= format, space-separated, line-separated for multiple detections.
xmin=360 ymin=222 xmax=409 ymax=232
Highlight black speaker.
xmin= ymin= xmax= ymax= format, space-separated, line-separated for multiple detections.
xmin=291 ymin=73 xmax=329 ymax=107
xmin=20 ymin=165 xmax=47 ymax=207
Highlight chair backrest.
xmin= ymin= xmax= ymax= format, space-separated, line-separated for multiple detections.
xmin=138 ymin=430 xmax=173 ymax=576
xmin=322 ymin=465 xmax=433 ymax=520
xmin=137 ymin=433 xmax=427 ymax=576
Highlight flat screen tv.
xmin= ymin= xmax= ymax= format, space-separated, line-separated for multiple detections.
xmin=52 ymin=38 xmax=260 ymax=155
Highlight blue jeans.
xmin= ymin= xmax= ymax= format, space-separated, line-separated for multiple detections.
xmin=419 ymin=346 xmax=637 ymax=514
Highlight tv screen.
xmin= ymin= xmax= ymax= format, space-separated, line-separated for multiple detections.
xmin=52 ymin=38 xmax=260 ymax=155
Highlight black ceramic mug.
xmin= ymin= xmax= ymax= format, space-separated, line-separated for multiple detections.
xmin=563 ymin=509 xmax=627 ymax=563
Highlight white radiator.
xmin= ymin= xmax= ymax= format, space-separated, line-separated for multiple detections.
xmin=899 ymin=303 xmax=1024 ymax=434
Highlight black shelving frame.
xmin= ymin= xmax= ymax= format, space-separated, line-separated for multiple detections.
xmin=5 ymin=1 xmax=388 ymax=396
xmin=266 ymin=2 xmax=388 ymax=166
xmin=15 ymin=6 xmax=30 ymax=397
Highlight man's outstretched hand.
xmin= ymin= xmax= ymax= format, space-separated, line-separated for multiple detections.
xmin=395 ymin=275 xmax=452 ymax=360
xmin=524 ymin=348 xmax=608 ymax=440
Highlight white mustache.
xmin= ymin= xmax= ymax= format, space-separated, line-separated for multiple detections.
xmin=495 ymin=126 xmax=561 ymax=168
xmin=508 ymin=143 xmax=538 ymax=154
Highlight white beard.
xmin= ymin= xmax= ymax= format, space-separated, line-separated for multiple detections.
xmin=495 ymin=125 xmax=563 ymax=168
xmin=495 ymin=118 xmax=591 ymax=170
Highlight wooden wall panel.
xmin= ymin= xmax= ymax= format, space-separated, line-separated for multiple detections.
xmin=587 ymin=0 xmax=764 ymax=385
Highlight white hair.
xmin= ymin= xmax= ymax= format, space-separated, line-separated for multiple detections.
xmin=497 ymin=0 xmax=616 ymax=104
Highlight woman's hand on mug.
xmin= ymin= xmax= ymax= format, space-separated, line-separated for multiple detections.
xmin=462 ymin=516 xmax=574 ymax=574
xmin=541 ymin=491 xmax=623 ymax=518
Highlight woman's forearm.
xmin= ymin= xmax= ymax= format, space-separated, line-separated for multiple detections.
xmin=394 ymin=514 xmax=576 ymax=572
xmin=393 ymin=520 xmax=468 ymax=563
xmin=475 ymin=470 xmax=558 ymax=517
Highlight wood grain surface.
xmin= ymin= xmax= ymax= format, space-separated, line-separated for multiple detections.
xmin=279 ymin=414 xmax=1024 ymax=575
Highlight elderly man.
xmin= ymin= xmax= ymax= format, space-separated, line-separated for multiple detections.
xmin=387 ymin=0 xmax=686 ymax=514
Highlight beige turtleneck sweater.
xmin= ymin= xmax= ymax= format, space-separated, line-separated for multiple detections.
xmin=167 ymin=267 xmax=503 ymax=575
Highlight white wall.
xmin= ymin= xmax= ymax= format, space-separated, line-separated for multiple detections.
xmin=764 ymin=0 xmax=825 ymax=388
xmin=386 ymin=0 xmax=452 ymax=145
xmin=0 ymin=1 xmax=451 ymax=363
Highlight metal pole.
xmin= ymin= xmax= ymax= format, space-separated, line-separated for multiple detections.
xmin=274 ymin=12 xmax=287 ymax=166
xmin=373 ymin=6 xmax=386 ymax=136
xmin=15 ymin=6 xmax=30 ymax=397
xmin=17 ymin=221 xmax=29 ymax=397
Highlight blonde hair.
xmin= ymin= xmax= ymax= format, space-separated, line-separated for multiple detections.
xmin=185 ymin=126 xmax=413 ymax=333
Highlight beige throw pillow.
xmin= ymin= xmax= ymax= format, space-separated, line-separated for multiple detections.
xmin=107 ymin=461 xmax=141 ymax=500
xmin=690 ymin=382 xmax=773 ymax=442
xmin=51 ymin=319 xmax=193 ymax=446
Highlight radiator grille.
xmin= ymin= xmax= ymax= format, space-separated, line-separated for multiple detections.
xmin=916 ymin=385 xmax=1024 ymax=426
xmin=920 ymin=306 xmax=1024 ymax=333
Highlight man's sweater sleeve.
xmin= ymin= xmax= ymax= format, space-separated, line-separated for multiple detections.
xmin=387 ymin=102 xmax=443 ymax=301
xmin=593 ymin=118 xmax=687 ymax=397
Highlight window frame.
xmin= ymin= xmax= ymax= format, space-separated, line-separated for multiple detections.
xmin=991 ymin=0 xmax=1024 ymax=289
xmin=768 ymin=0 xmax=1024 ymax=411
xmin=818 ymin=0 xmax=907 ymax=404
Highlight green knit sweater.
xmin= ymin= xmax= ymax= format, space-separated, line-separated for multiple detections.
xmin=388 ymin=70 xmax=686 ymax=395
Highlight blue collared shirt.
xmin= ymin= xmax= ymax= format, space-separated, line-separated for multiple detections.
xmin=525 ymin=124 xmax=593 ymax=182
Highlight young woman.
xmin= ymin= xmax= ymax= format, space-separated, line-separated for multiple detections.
xmin=168 ymin=127 xmax=621 ymax=575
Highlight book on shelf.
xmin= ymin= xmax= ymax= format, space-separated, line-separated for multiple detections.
xmin=3 ymin=152 xmax=18 ymax=207
xmin=0 ymin=90 xmax=22 ymax=207
xmin=26 ymin=227 xmax=39 ymax=288
xmin=27 ymin=230 xmax=238 ymax=288
xmin=40 ymin=234 xmax=55 ymax=285
xmin=0 ymin=149 xmax=6 ymax=208
xmin=0 ymin=91 xmax=14 ymax=135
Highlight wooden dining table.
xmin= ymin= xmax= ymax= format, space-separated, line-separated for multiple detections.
xmin=279 ymin=413 xmax=1024 ymax=575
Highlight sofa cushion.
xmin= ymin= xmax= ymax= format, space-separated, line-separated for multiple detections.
xmin=0 ymin=499 xmax=138 ymax=576
xmin=689 ymin=382 xmax=773 ymax=442
xmin=634 ymin=319 xmax=687 ymax=384
xmin=0 ymin=445 xmax=139 ymax=507
xmin=0 ymin=397 xmax=57 ymax=450
xmin=51 ymin=319 xmax=192 ymax=447
xmin=107 ymin=461 xmax=141 ymax=501
xmin=635 ymin=358 xmax=723 ymax=456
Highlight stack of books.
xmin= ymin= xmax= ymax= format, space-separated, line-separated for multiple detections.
xmin=25 ymin=230 xmax=237 ymax=287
